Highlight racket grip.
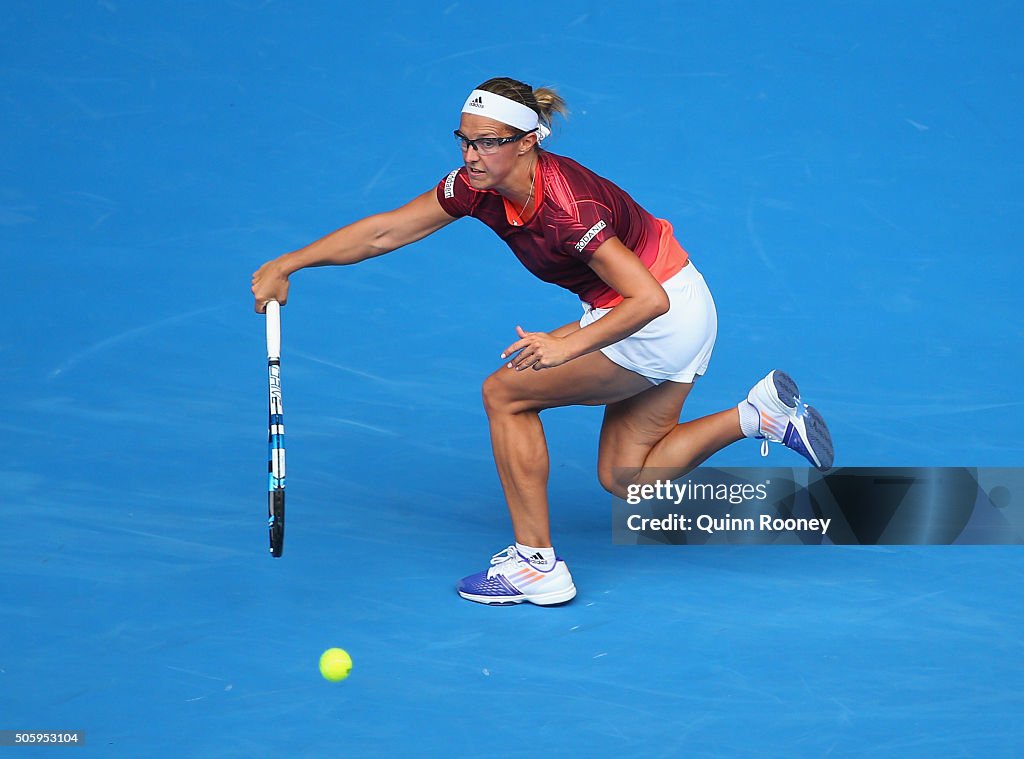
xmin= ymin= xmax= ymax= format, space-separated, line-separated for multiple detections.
xmin=265 ymin=300 xmax=281 ymax=359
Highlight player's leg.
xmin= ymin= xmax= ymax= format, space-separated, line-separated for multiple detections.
xmin=458 ymin=323 xmax=655 ymax=606
xmin=597 ymin=380 xmax=743 ymax=497
xmin=481 ymin=320 xmax=653 ymax=546
xmin=597 ymin=370 xmax=835 ymax=498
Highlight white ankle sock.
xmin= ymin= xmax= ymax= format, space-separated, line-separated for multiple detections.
xmin=737 ymin=400 xmax=761 ymax=438
xmin=516 ymin=542 xmax=556 ymax=568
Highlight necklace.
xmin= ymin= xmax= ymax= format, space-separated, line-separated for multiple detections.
xmin=509 ymin=160 xmax=537 ymax=226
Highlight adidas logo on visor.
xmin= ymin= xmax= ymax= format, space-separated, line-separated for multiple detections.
xmin=467 ymin=96 xmax=485 ymax=108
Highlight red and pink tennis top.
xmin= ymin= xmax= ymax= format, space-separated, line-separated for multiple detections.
xmin=435 ymin=152 xmax=688 ymax=308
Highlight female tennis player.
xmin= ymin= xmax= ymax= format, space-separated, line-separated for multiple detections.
xmin=251 ymin=77 xmax=833 ymax=606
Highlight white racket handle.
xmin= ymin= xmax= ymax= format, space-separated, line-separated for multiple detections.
xmin=265 ymin=300 xmax=281 ymax=360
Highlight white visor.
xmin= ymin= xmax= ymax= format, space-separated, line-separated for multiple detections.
xmin=461 ymin=89 xmax=551 ymax=141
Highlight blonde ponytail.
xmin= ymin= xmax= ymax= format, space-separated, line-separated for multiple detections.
xmin=532 ymin=86 xmax=568 ymax=129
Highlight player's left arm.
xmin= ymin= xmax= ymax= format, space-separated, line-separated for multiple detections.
xmin=504 ymin=236 xmax=669 ymax=370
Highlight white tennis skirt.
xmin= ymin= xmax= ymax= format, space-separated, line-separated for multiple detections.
xmin=580 ymin=262 xmax=718 ymax=385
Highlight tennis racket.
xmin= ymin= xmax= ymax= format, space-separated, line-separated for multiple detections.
xmin=265 ymin=300 xmax=286 ymax=557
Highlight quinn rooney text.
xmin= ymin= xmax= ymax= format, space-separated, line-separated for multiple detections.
xmin=625 ymin=513 xmax=832 ymax=536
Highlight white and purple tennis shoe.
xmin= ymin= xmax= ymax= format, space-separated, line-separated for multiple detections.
xmin=457 ymin=546 xmax=577 ymax=606
xmin=744 ymin=370 xmax=834 ymax=471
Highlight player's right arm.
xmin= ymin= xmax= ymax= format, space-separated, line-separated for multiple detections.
xmin=252 ymin=189 xmax=457 ymax=312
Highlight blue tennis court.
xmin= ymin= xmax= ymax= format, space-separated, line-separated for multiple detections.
xmin=4 ymin=1 xmax=1022 ymax=755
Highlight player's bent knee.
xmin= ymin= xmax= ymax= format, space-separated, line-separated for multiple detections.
xmin=597 ymin=465 xmax=639 ymax=499
xmin=481 ymin=371 xmax=514 ymax=416
xmin=597 ymin=472 xmax=621 ymax=497
xmin=481 ymin=369 xmax=540 ymax=416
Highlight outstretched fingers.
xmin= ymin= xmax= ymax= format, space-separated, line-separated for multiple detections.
xmin=500 ymin=326 xmax=571 ymax=372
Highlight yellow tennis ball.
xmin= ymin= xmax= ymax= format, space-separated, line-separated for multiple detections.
xmin=319 ymin=648 xmax=352 ymax=682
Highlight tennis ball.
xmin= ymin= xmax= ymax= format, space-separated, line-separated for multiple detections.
xmin=319 ymin=648 xmax=352 ymax=682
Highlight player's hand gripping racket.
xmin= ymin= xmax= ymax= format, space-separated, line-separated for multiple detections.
xmin=265 ymin=300 xmax=286 ymax=557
